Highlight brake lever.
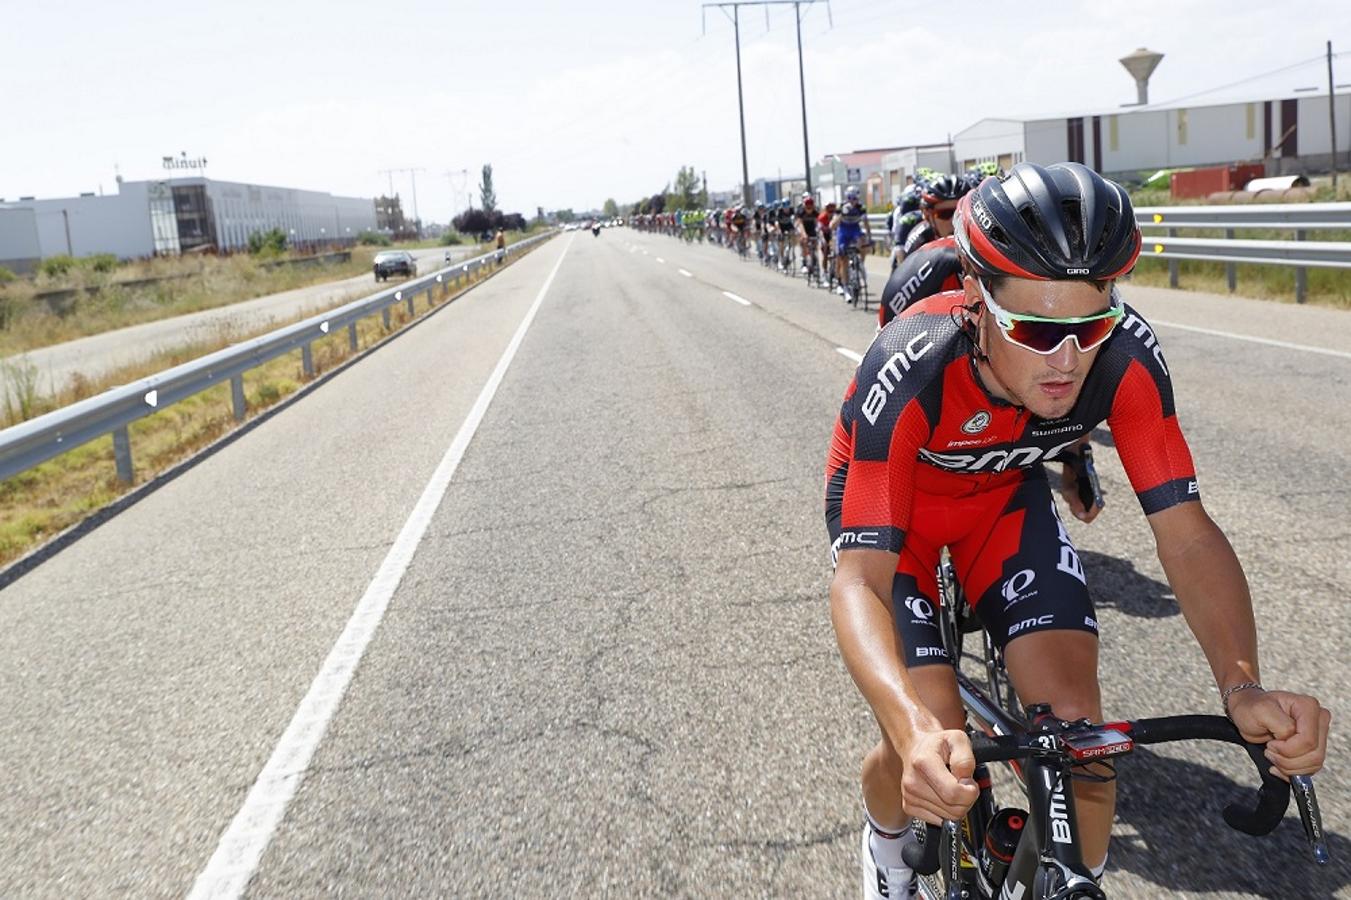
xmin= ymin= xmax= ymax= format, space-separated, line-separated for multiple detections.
xmin=1078 ymin=445 xmax=1104 ymax=511
xmin=1291 ymin=775 xmax=1331 ymax=865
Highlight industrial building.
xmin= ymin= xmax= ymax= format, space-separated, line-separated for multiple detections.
xmin=0 ymin=177 xmax=377 ymax=274
xmin=952 ymin=90 xmax=1351 ymax=181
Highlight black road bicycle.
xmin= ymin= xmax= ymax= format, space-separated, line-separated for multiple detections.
xmin=804 ymin=236 xmax=822 ymax=288
xmin=843 ymin=243 xmax=870 ymax=309
xmin=904 ymin=450 xmax=1329 ymax=900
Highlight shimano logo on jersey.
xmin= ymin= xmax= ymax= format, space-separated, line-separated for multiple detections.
xmin=1066 ymin=267 xmax=1091 ymax=276
xmin=1120 ymin=312 xmax=1170 ymax=376
xmin=861 ymin=332 xmax=935 ymax=425
xmin=919 ymin=436 xmax=1082 ymax=474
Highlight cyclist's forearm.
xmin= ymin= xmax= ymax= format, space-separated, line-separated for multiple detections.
xmin=1157 ymin=518 xmax=1260 ymax=691
xmin=830 ymin=581 xmax=941 ymax=748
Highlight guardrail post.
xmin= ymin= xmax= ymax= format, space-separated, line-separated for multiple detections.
xmin=426 ymin=287 xmax=434 ymax=308
xmin=1168 ymin=227 xmax=1179 ymax=288
xmin=348 ymin=322 xmax=359 ymax=351
xmin=1295 ymin=229 xmax=1307 ymax=303
xmin=1225 ymin=228 xmax=1236 ymax=293
xmin=382 ymin=307 xmax=392 ymax=330
xmin=406 ymin=292 xmax=415 ymax=316
xmin=231 ymin=375 xmax=246 ymax=422
xmin=301 ymin=343 xmax=314 ymax=378
xmin=113 ymin=426 xmax=134 ymax=484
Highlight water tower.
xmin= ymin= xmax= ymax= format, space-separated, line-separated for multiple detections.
xmin=1120 ymin=47 xmax=1164 ymax=105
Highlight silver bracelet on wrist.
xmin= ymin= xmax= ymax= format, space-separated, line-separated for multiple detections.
xmin=1221 ymin=681 xmax=1264 ymax=719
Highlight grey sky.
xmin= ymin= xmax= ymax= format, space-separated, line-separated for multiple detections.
xmin=3 ymin=0 xmax=1347 ymax=220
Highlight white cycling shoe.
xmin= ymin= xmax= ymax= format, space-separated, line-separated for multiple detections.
xmin=861 ymin=821 xmax=918 ymax=899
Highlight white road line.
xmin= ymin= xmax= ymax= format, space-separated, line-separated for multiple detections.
xmin=722 ymin=291 xmax=751 ymax=306
xmin=187 ymin=238 xmax=573 ymax=900
xmin=678 ymin=269 xmax=692 ymax=277
xmin=836 ymin=348 xmax=863 ymax=363
xmin=1150 ymin=319 xmax=1351 ymax=361
xmin=656 ymin=257 xmax=665 ymax=264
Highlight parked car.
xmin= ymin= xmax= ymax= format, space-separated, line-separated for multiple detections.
xmin=373 ymin=250 xmax=417 ymax=281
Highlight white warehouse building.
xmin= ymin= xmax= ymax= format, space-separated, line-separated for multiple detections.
xmin=953 ymin=90 xmax=1351 ymax=180
xmin=0 ymin=177 xmax=376 ymax=274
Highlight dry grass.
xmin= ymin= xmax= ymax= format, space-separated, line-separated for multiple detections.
xmin=0 ymin=248 xmax=383 ymax=357
xmin=0 ymin=241 xmax=546 ymax=567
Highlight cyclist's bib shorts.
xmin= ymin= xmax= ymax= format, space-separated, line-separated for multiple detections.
xmin=827 ymin=467 xmax=1098 ymax=669
xmin=836 ymin=223 xmax=863 ymax=253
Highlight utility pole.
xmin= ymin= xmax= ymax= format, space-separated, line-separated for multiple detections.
xmin=1328 ymin=40 xmax=1339 ymax=189
xmin=445 ymin=168 xmax=469 ymax=219
xmin=703 ymin=1 xmax=830 ymax=205
xmin=380 ymin=166 xmax=427 ymax=236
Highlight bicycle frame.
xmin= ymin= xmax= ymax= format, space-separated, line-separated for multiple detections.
xmin=957 ymin=671 xmax=1102 ymax=898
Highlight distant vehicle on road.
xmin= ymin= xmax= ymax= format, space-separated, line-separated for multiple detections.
xmin=373 ymin=250 xmax=417 ymax=281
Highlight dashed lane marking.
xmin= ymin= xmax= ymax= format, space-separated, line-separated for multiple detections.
xmin=722 ymin=291 xmax=751 ymax=306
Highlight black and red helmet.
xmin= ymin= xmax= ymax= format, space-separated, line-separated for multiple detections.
xmin=919 ymin=173 xmax=972 ymax=207
xmin=954 ymin=162 xmax=1142 ymax=280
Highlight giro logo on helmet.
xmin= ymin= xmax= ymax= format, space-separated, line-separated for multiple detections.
xmin=1066 ymin=267 xmax=1091 ymax=275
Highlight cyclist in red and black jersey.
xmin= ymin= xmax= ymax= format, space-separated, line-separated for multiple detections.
xmin=795 ymin=192 xmax=820 ymax=275
xmin=897 ymin=172 xmax=976 ymax=260
xmin=826 ymin=163 xmax=1331 ymax=900
xmin=877 ymin=236 xmax=962 ymax=328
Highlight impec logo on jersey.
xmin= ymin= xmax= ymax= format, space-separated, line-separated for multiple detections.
xmin=861 ymin=332 xmax=935 ymax=425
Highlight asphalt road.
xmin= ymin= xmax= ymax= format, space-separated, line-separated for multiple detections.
xmin=1 ymin=228 xmax=1348 ymax=898
xmin=8 ymin=245 xmax=468 ymax=400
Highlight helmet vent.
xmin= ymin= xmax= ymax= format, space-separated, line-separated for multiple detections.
xmin=1062 ymin=199 xmax=1084 ymax=255
xmin=1018 ymin=206 xmax=1041 ymax=239
xmin=1095 ymin=207 xmax=1119 ymax=256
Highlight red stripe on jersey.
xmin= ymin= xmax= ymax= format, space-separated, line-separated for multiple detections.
xmin=840 ymin=400 xmax=931 ymax=536
xmin=961 ymin=502 xmax=1025 ymax=604
xmin=1108 ymin=359 xmax=1196 ymax=497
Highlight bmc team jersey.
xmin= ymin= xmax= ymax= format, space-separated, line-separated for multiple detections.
xmin=902 ymin=220 xmax=937 ymax=255
xmin=824 ymin=291 xmax=1199 ymax=661
xmin=879 ymin=236 xmax=963 ymax=328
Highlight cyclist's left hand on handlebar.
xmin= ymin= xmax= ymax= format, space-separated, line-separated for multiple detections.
xmin=1059 ymin=462 xmax=1100 ymax=523
xmin=1228 ymin=689 xmax=1332 ymax=779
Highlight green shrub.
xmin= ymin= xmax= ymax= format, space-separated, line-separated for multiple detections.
xmin=40 ymin=255 xmax=76 ymax=278
xmin=85 ymin=253 xmax=119 ymax=273
xmin=247 ymin=228 xmax=288 ymax=257
xmin=356 ymin=230 xmax=392 ymax=246
xmin=439 ymin=231 xmax=464 ymax=246
xmin=0 ymin=266 xmax=15 ymax=285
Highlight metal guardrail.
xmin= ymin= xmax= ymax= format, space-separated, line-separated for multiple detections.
xmin=867 ymin=203 xmax=1351 ymax=302
xmin=0 ymin=231 xmax=557 ymax=484
xmin=1135 ymin=202 xmax=1351 ymax=301
xmin=1135 ymin=202 xmax=1351 ymax=229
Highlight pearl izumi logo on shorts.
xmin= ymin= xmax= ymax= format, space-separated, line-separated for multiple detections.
xmin=1001 ymin=569 xmax=1037 ymax=608
xmin=903 ymin=595 xmax=935 ymax=624
xmin=961 ymin=410 xmax=991 ymax=434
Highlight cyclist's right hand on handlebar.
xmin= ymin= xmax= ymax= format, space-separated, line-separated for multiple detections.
xmin=900 ymin=729 xmax=980 ymax=825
